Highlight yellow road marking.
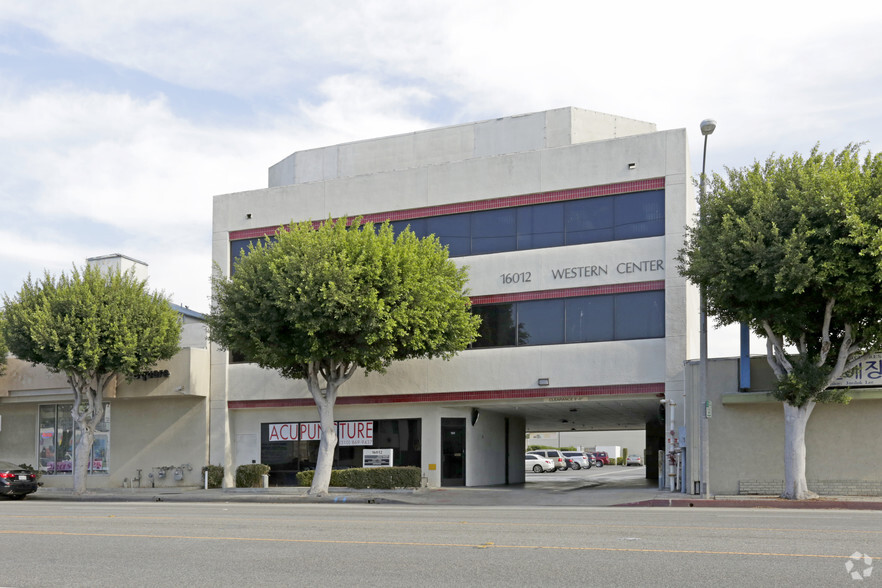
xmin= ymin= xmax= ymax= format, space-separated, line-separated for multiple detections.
xmin=3 ymin=514 xmax=880 ymax=536
xmin=0 ymin=529 xmax=870 ymax=559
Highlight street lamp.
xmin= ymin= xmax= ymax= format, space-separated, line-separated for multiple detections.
xmin=698 ymin=118 xmax=716 ymax=498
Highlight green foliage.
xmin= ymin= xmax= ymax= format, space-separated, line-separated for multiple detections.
xmin=235 ymin=463 xmax=271 ymax=488
xmin=296 ymin=466 xmax=421 ymax=489
xmin=202 ymin=465 xmax=224 ymax=489
xmin=772 ymin=357 xmax=850 ymax=407
xmin=678 ymin=144 xmax=882 ymax=404
xmin=0 ymin=313 xmax=7 ymax=376
xmin=209 ymin=217 xmax=480 ymax=379
xmin=1 ymin=265 xmax=181 ymax=378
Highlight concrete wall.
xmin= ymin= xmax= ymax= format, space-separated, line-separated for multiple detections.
xmin=267 ymin=107 xmax=657 ymax=188
xmin=686 ymin=357 xmax=882 ymax=496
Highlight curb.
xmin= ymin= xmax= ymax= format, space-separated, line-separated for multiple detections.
xmin=619 ymin=498 xmax=882 ymax=510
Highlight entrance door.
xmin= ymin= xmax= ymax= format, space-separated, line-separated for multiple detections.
xmin=441 ymin=418 xmax=466 ymax=486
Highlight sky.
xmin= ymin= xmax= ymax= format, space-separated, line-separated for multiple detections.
xmin=2 ymin=1 xmax=882 ymax=358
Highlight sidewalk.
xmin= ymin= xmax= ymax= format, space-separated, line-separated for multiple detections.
xmin=26 ymin=484 xmax=882 ymax=510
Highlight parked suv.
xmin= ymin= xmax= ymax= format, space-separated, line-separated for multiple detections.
xmin=591 ymin=451 xmax=610 ymax=465
xmin=527 ymin=450 xmax=568 ymax=471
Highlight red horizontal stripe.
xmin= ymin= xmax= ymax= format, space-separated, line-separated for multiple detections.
xmin=228 ymin=382 xmax=665 ymax=409
xmin=229 ymin=178 xmax=665 ymax=241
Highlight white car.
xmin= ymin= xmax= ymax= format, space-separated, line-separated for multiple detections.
xmin=525 ymin=453 xmax=556 ymax=473
xmin=626 ymin=454 xmax=643 ymax=466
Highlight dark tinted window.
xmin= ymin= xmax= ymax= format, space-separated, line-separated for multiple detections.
xmin=471 ymin=209 xmax=517 ymax=255
xmin=565 ymin=197 xmax=615 ymax=245
xmin=614 ymin=190 xmax=664 ymax=240
xmin=517 ymin=203 xmax=564 ymax=249
xmin=516 ymin=299 xmax=564 ymax=346
xmin=426 ymin=214 xmax=470 ymax=257
xmin=615 ymin=290 xmax=665 ymax=340
xmin=472 ymin=304 xmax=516 ymax=348
xmin=565 ymin=296 xmax=614 ymax=342
xmin=470 ymin=291 xmax=664 ymax=348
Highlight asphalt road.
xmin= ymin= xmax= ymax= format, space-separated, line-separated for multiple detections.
xmin=2 ymin=498 xmax=880 ymax=587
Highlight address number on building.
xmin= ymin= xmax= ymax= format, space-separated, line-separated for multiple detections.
xmin=500 ymin=271 xmax=532 ymax=284
xmin=363 ymin=448 xmax=393 ymax=468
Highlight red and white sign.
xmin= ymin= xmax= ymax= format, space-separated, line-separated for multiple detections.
xmin=338 ymin=420 xmax=373 ymax=446
xmin=266 ymin=423 xmax=299 ymax=442
xmin=266 ymin=421 xmax=374 ymax=446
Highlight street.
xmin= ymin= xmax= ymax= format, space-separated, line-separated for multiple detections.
xmin=2 ymin=498 xmax=879 ymax=587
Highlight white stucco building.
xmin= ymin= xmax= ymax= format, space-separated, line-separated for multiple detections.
xmin=210 ymin=107 xmax=697 ymax=487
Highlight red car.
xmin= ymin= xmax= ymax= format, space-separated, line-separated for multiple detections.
xmin=591 ymin=451 xmax=610 ymax=465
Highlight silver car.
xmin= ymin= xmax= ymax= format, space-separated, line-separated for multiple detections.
xmin=561 ymin=451 xmax=592 ymax=470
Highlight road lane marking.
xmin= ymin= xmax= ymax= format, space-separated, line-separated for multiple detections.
xmin=0 ymin=529 xmax=873 ymax=560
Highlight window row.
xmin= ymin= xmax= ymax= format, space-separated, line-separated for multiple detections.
xmin=229 ymin=189 xmax=665 ymax=268
xmin=39 ymin=404 xmax=110 ymax=475
xmin=388 ymin=189 xmax=664 ymax=257
xmin=471 ymin=290 xmax=665 ymax=348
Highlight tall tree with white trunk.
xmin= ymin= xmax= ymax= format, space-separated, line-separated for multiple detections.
xmin=209 ymin=218 xmax=480 ymax=496
xmin=2 ymin=265 xmax=181 ymax=494
xmin=678 ymin=144 xmax=882 ymax=499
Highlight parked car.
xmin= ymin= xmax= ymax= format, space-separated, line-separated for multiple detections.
xmin=586 ymin=452 xmax=603 ymax=467
xmin=562 ymin=451 xmax=591 ymax=469
xmin=0 ymin=461 xmax=39 ymax=499
xmin=592 ymin=451 xmax=610 ymax=465
xmin=524 ymin=453 xmax=555 ymax=473
xmin=527 ymin=450 xmax=568 ymax=471
xmin=626 ymin=454 xmax=643 ymax=466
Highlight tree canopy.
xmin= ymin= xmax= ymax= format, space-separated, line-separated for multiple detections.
xmin=210 ymin=218 xmax=480 ymax=377
xmin=677 ymin=144 xmax=882 ymax=498
xmin=2 ymin=264 xmax=181 ymax=493
xmin=209 ymin=217 xmax=480 ymax=494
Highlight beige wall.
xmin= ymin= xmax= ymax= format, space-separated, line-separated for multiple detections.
xmin=687 ymin=356 xmax=882 ymax=496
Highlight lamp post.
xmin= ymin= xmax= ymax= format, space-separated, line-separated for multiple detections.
xmin=698 ymin=118 xmax=716 ymax=498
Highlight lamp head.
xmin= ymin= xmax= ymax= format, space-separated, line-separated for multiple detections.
xmin=700 ymin=119 xmax=717 ymax=136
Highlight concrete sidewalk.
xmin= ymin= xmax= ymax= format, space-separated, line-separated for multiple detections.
xmin=24 ymin=484 xmax=882 ymax=510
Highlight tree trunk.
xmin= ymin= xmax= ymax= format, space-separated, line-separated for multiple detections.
xmin=73 ymin=422 xmax=94 ymax=494
xmin=781 ymin=400 xmax=817 ymax=500
xmin=67 ymin=372 xmax=108 ymax=495
xmin=308 ymin=395 xmax=338 ymax=497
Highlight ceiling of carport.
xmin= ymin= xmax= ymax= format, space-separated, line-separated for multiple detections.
xmin=448 ymin=394 xmax=664 ymax=432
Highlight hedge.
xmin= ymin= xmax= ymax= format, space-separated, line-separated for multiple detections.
xmin=296 ymin=466 xmax=421 ymax=489
xmin=236 ymin=463 xmax=271 ymax=488
xmin=202 ymin=465 xmax=224 ymax=489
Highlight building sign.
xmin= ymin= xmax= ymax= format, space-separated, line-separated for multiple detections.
xmin=135 ymin=369 xmax=170 ymax=381
xmin=266 ymin=423 xmax=300 ymax=441
xmin=363 ymin=448 xmax=393 ymax=468
xmin=549 ymin=259 xmax=663 ymax=281
xmin=832 ymin=354 xmax=882 ymax=387
xmin=266 ymin=420 xmax=374 ymax=445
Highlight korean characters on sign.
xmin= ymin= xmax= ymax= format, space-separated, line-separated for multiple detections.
xmin=267 ymin=421 xmax=374 ymax=446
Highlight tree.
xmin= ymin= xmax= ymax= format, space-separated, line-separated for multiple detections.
xmin=678 ymin=144 xmax=882 ymax=499
xmin=209 ymin=218 xmax=480 ymax=496
xmin=1 ymin=265 xmax=181 ymax=494
xmin=0 ymin=313 xmax=7 ymax=376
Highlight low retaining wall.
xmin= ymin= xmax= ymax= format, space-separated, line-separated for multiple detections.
xmin=739 ymin=480 xmax=882 ymax=496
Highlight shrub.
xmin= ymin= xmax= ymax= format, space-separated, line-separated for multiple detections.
xmin=202 ymin=465 xmax=224 ymax=489
xmin=296 ymin=466 xmax=421 ymax=489
xmin=236 ymin=463 xmax=271 ymax=488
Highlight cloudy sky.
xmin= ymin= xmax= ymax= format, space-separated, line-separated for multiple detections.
xmin=2 ymin=1 xmax=881 ymax=357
